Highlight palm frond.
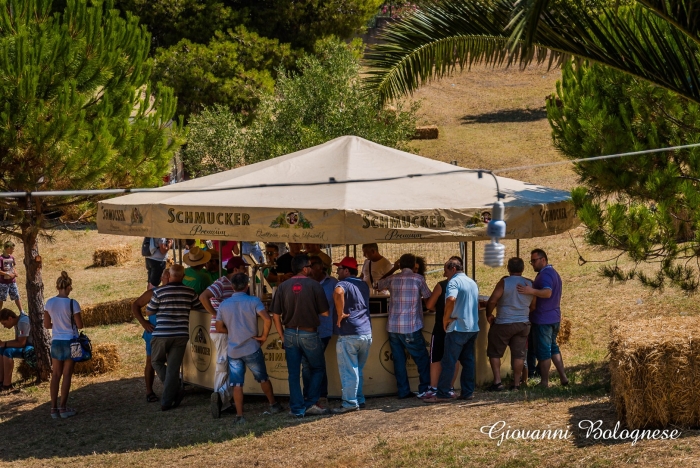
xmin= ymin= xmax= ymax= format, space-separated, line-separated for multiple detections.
xmin=364 ymin=0 xmax=700 ymax=106
xmin=364 ymin=0 xmax=558 ymax=102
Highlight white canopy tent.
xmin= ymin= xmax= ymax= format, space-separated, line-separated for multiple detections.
xmin=97 ymin=135 xmax=578 ymax=242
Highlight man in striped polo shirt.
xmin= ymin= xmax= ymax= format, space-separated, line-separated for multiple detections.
xmin=147 ymin=264 xmax=203 ymax=411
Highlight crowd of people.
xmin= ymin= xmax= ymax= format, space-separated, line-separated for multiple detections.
xmin=0 ymin=237 xmax=567 ymax=423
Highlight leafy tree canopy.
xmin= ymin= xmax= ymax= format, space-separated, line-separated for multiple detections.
xmin=153 ymin=27 xmax=295 ymax=122
xmin=547 ymin=61 xmax=700 ymax=291
xmin=114 ymin=0 xmax=382 ymax=51
xmin=183 ymin=38 xmax=418 ymax=178
xmin=0 ymin=0 xmax=180 ymax=378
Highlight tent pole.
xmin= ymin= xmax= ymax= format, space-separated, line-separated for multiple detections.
xmin=346 ymin=244 xmax=349 ymax=257
xmin=178 ymin=239 xmax=182 ymax=265
xmin=353 ymin=244 xmax=356 ymax=259
xmin=219 ymin=242 xmax=223 ymax=279
xmin=460 ymin=242 xmax=466 ymax=274
xmin=516 ymin=239 xmax=520 ymax=258
xmin=471 ymin=241 xmax=476 ymax=281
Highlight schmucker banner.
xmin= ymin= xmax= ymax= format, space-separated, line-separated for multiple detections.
xmin=97 ymin=136 xmax=579 ymax=243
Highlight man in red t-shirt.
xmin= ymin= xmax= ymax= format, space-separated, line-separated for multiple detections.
xmin=0 ymin=241 xmax=23 ymax=313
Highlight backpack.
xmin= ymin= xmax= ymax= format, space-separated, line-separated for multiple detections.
xmin=141 ymin=237 xmax=153 ymax=257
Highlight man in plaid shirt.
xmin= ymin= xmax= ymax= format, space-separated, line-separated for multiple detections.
xmin=378 ymin=253 xmax=432 ymax=399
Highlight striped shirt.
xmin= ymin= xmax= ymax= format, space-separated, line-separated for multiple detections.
xmin=378 ymin=268 xmax=432 ymax=334
xmin=147 ymin=282 xmax=203 ymax=338
xmin=206 ymin=276 xmax=235 ymax=333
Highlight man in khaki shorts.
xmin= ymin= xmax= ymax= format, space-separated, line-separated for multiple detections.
xmin=485 ymin=257 xmax=535 ymax=391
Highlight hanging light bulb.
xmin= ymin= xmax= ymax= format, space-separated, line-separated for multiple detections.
xmin=484 ymin=201 xmax=506 ymax=267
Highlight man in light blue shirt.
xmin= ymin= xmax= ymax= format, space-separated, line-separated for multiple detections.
xmin=424 ymin=256 xmax=479 ymax=402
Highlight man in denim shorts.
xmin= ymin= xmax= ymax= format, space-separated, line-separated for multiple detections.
xmin=517 ymin=249 xmax=569 ymax=388
xmin=215 ymin=273 xmax=283 ymax=424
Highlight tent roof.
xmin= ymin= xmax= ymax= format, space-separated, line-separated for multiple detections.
xmin=103 ymin=135 xmax=570 ymax=210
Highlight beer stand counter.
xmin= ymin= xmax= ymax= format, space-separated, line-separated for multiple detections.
xmin=95 ymin=136 xmax=577 ymax=396
xmin=183 ymin=294 xmax=511 ymax=397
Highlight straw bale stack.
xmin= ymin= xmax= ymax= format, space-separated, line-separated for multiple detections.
xmin=75 ymin=343 xmax=121 ymax=375
xmin=17 ymin=344 xmax=120 ymax=379
xmin=558 ymin=318 xmax=572 ymax=345
xmin=92 ymin=244 xmax=132 ymax=267
xmin=413 ymin=125 xmax=439 ymax=140
xmin=81 ymin=297 xmax=138 ymax=327
xmin=609 ymin=316 xmax=700 ymax=429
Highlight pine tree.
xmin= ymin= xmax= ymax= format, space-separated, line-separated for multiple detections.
xmin=0 ymin=0 xmax=181 ymax=379
xmin=546 ymin=61 xmax=700 ymax=291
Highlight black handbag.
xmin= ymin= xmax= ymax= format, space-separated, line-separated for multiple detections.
xmin=69 ymin=299 xmax=92 ymax=362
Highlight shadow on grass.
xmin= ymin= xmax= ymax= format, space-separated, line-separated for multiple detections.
xmin=470 ymin=360 xmax=610 ymax=402
xmin=0 ymin=377 xmax=318 ymax=461
xmin=567 ymin=401 xmax=700 ymax=447
xmin=460 ymin=108 xmax=547 ymax=124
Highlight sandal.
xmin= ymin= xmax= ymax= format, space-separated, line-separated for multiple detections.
xmin=50 ymin=407 xmax=60 ymax=419
xmin=146 ymin=392 xmax=159 ymax=403
xmin=487 ymin=382 xmax=505 ymax=392
xmin=60 ymin=407 xmax=77 ymax=419
xmin=509 ymin=385 xmax=520 ymax=391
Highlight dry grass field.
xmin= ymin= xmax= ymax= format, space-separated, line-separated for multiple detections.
xmin=1 ymin=64 xmax=699 ymax=467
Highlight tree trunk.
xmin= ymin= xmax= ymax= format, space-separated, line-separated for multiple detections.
xmin=22 ymin=228 xmax=51 ymax=382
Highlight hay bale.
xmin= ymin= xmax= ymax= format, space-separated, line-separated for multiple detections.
xmin=92 ymin=244 xmax=132 ymax=267
xmin=609 ymin=317 xmax=700 ymax=429
xmin=413 ymin=125 xmax=439 ymax=140
xmin=81 ymin=297 xmax=138 ymax=327
xmin=16 ymin=343 xmax=120 ymax=378
xmin=75 ymin=343 xmax=121 ymax=375
xmin=558 ymin=318 xmax=572 ymax=345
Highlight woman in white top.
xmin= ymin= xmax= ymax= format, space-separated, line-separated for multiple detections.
xmin=43 ymin=271 xmax=83 ymax=419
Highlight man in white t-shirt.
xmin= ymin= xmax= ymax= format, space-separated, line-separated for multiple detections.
xmin=361 ymin=244 xmax=393 ymax=293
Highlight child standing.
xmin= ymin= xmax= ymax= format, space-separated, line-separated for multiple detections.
xmin=0 ymin=241 xmax=23 ymax=313
xmin=44 ymin=271 xmax=83 ymax=419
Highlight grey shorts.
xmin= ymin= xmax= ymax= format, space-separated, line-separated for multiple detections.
xmin=0 ymin=283 xmax=19 ymax=301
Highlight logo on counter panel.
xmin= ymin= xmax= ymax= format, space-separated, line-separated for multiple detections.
xmin=379 ymin=330 xmax=432 ymax=377
xmin=190 ymin=325 xmax=212 ymax=372
xmin=269 ymin=211 xmax=314 ymax=229
xmin=262 ymin=332 xmax=287 ymax=380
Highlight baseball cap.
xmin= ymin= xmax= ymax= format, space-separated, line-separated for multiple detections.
xmin=3 ymin=241 xmax=15 ymax=249
xmin=333 ymin=257 xmax=358 ymax=270
xmin=225 ymin=256 xmax=249 ymax=271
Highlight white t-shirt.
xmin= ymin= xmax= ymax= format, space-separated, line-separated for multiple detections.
xmin=45 ymin=296 xmax=81 ymax=341
xmin=361 ymin=256 xmax=394 ymax=293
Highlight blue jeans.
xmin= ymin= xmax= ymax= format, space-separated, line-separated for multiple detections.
xmin=228 ymin=348 xmax=269 ymax=386
xmin=284 ymin=329 xmax=326 ymax=416
xmin=303 ymin=336 xmax=331 ymax=399
xmin=388 ymin=330 xmax=431 ymax=397
xmin=336 ymin=334 xmax=372 ymax=408
xmin=437 ymin=331 xmax=477 ymax=398
xmin=532 ymin=323 xmax=561 ymax=361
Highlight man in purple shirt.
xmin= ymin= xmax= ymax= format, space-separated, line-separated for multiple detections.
xmin=517 ymin=249 xmax=569 ymax=388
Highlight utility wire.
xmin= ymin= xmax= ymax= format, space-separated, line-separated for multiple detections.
xmin=1 ymin=141 xmax=699 ymax=199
